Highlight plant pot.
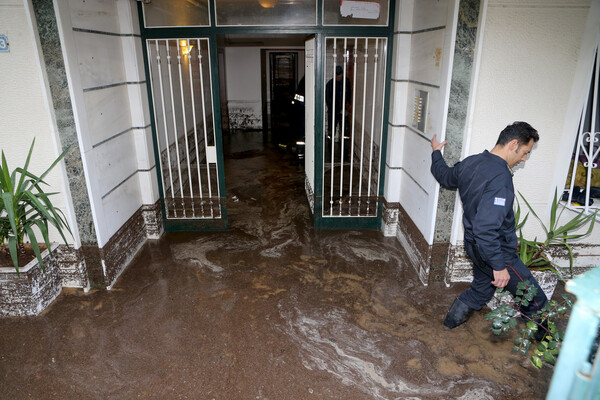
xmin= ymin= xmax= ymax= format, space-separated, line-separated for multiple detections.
xmin=486 ymin=269 xmax=560 ymax=310
xmin=0 ymin=243 xmax=62 ymax=317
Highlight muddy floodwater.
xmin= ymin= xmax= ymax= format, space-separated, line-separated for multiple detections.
xmin=0 ymin=131 xmax=554 ymax=399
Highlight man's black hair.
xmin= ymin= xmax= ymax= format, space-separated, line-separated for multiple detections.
xmin=496 ymin=121 xmax=539 ymax=146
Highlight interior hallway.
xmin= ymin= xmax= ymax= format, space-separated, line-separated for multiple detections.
xmin=0 ymin=132 xmax=553 ymax=399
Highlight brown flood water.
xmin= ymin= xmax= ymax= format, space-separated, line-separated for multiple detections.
xmin=0 ymin=131 xmax=553 ymax=399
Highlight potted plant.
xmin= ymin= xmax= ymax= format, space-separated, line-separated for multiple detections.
xmin=0 ymin=139 xmax=71 ymax=317
xmin=516 ymin=188 xmax=597 ymax=281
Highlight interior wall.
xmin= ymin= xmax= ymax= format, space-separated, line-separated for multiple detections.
xmin=224 ymin=47 xmax=262 ymax=130
xmin=0 ymin=0 xmax=76 ymax=246
xmin=223 ymin=46 xmax=304 ymax=130
xmin=56 ymin=0 xmax=158 ymax=247
xmin=384 ymin=0 xmax=455 ymax=241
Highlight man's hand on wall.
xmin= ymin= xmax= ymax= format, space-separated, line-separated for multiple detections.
xmin=431 ymin=134 xmax=447 ymax=152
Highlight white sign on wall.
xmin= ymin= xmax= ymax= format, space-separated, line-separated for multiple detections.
xmin=0 ymin=35 xmax=9 ymax=53
xmin=340 ymin=0 xmax=380 ymax=20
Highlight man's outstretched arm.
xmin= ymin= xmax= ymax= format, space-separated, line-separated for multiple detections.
xmin=430 ymin=135 xmax=459 ymax=188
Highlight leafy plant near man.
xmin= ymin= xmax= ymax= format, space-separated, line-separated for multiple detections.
xmin=486 ymin=189 xmax=597 ymax=368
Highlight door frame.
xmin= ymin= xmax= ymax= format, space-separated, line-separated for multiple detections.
xmin=137 ymin=0 xmax=396 ymax=231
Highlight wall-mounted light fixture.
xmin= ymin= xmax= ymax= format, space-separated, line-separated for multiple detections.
xmin=179 ymin=39 xmax=194 ymax=56
xmin=258 ymin=0 xmax=278 ymax=8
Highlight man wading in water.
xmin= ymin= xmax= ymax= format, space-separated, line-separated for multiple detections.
xmin=430 ymin=121 xmax=548 ymax=339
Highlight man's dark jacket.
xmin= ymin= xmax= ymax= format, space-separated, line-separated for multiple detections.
xmin=431 ymin=150 xmax=518 ymax=271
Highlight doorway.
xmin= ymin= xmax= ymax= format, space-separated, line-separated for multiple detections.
xmin=215 ymin=33 xmax=309 ymax=210
xmin=269 ymin=51 xmax=298 ymax=146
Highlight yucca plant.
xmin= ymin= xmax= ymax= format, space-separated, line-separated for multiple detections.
xmin=0 ymin=139 xmax=71 ymax=275
xmin=515 ymin=188 xmax=597 ymax=280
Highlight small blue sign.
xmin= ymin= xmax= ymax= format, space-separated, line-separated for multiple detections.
xmin=0 ymin=35 xmax=10 ymax=53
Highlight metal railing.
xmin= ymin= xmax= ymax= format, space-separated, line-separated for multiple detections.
xmin=565 ymin=45 xmax=599 ymax=214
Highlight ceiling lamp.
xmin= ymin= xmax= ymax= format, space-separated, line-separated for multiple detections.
xmin=258 ymin=0 xmax=278 ymax=8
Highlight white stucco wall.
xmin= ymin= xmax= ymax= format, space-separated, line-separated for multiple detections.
xmin=0 ymin=0 xmax=77 ymax=246
xmin=467 ymin=0 xmax=600 ymax=247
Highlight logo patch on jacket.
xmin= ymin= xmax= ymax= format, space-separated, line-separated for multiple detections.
xmin=494 ymin=197 xmax=506 ymax=206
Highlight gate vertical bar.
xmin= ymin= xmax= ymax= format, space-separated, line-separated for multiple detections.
xmin=154 ymin=40 xmax=175 ymax=217
xmin=339 ymin=38 xmax=348 ymax=215
xmin=198 ymin=39 xmax=215 ymax=218
xmin=584 ymin=49 xmax=599 ymax=213
xmin=348 ymin=39 xmax=358 ymax=214
xmin=177 ymin=39 xmax=195 ymax=217
xmin=166 ymin=40 xmax=185 ymax=216
xmin=148 ymin=40 xmax=175 ymax=216
xmin=376 ymin=38 xmax=388 ymax=200
xmin=329 ymin=38 xmax=337 ymax=216
xmin=358 ymin=38 xmax=369 ymax=215
xmin=187 ymin=39 xmax=205 ymax=218
xmin=367 ymin=38 xmax=379 ymax=216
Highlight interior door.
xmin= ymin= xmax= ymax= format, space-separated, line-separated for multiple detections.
xmin=270 ymin=52 xmax=298 ymax=146
xmin=146 ymin=38 xmax=227 ymax=230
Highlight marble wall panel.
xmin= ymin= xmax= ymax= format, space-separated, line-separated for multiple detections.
xmin=396 ymin=0 xmax=414 ymax=31
xmin=102 ymin=171 xmax=144 ymax=240
xmin=383 ymin=166 xmax=402 ymax=202
xmin=128 ymin=83 xmax=150 ymax=127
xmin=138 ymin=169 xmax=160 ymax=205
xmin=133 ymin=127 xmax=155 ymax=170
xmin=389 ymin=81 xmax=408 ymax=126
xmin=74 ymin=32 xmax=127 ymax=89
xmin=122 ymin=36 xmax=146 ymax=81
xmin=421 ymin=86 xmax=444 ymax=136
xmin=67 ymin=0 xmax=120 ymax=32
xmin=392 ymin=34 xmax=411 ymax=80
xmin=412 ymin=0 xmax=450 ymax=31
xmin=401 ymin=132 xmax=437 ymax=192
xmin=433 ymin=0 xmax=481 ymax=243
xmin=32 ymin=0 xmax=98 ymax=246
xmin=399 ymin=169 xmax=431 ymax=234
xmin=409 ymin=30 xmax=445 ymax=86
xmin=84 ymin=85 xmax=133 ymax=146
xmin=93 ymin=132 xmax=138 ymax=197
xmin=119 ymin=0 xmax=141 ymax=35
xmin=386 ymin=125 xmax=405 ymax=167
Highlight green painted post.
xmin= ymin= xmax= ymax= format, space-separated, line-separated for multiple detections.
xmin=546 ymin=267 xmax=600 ymax=400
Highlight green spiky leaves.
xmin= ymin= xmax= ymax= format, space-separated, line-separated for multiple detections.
xmin=0 ymin=139 xmax=71 ymax=275
xmin=515 ymin=189 xmax=597 ymax=281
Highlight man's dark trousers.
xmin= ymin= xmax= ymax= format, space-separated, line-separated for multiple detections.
xmin=460 ymin=241 xmax=548 ymax=317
